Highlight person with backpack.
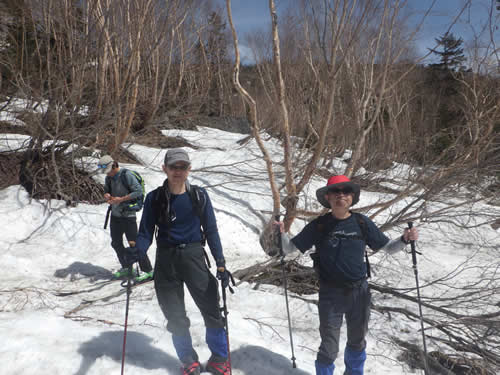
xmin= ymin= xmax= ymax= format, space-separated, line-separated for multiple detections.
xmin=98 ymin=155 xmax=154 ymax=282
xmin=274 ymin=175 xmax=418 ymax=375
xmin=126 ymin=148 xmax=231 ymax=375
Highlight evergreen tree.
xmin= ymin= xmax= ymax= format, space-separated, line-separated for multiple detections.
xmin=428 ymin=32 xmax=467 ymax=71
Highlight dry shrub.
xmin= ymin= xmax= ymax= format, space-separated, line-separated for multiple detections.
xmin=19 ymin=149 xmax=104 ymax=204
xmin=0 ymin=152 xmax=22 ymax=189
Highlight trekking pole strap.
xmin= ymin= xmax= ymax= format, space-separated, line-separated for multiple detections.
xmin=275 ymin=214 xmax=284 ymax=256
xmin=408 ymin=222 xmax=418 ymax=265
xmin=104 ymin=205 xmax=112 ymax=229
xmin=227 ymin=271 xmax=236 ymax=294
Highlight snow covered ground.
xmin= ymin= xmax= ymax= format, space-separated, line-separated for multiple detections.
xmin=0 ymin=126 xmax=498 ymax=375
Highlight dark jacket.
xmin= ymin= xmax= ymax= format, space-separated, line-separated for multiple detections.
xmin=104 ymin=169 xmax=142 ymax=218
xmin=291 ymin=213 xmax=389 ymax=282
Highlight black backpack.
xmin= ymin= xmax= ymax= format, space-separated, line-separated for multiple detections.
xmin=151 ymin=181 xmax=208 ymax=245
xmin=313 ymin=212 xmax=372 ymax=278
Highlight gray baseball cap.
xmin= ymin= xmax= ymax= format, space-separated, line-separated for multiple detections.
xmin=164 ymin=148 xmax=190 ymax=166
xmin=97 ymin=155 xmax=114 ymax=174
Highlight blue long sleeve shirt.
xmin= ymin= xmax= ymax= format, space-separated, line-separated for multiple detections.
xmin=136 ymin=185 xmax=224 ymax=261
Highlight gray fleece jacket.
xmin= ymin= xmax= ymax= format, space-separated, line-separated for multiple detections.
xmin=104 ymin=169 xmax=142 ymax=218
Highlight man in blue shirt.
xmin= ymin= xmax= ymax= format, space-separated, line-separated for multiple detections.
xmin=133 ymin=148 xmax=230 ymax=375
xmin=276 ymin=175 xmax=418 ymax=375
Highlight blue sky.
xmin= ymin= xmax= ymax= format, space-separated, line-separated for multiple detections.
xmin=216 ymin=0 xmax=499 ymax=64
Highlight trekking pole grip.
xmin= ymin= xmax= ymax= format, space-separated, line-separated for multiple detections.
xmin=275 ymin=214 xmax=284 ymax=257
xmin=407 ymin=222 xmax=418 ymax=266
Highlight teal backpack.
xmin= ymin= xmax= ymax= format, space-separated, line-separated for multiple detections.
xmin=120 ymin=169 xmax=145 ymax=211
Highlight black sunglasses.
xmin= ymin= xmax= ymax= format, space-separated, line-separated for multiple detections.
xmin=168 ymin=164 xmax=189 ymax=171
xmin=329 ymin=187 xmax=353 ymax=195
xmin=97 ymin=163 xmax=110 ymax=169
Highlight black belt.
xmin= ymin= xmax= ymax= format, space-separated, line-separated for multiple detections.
xmin=321 ymin=277 xmax=366 ymax=289
xmin=156 ymin=241 xmax=211 ymax=268
xmin=157 ymin=241 xmax=200 ymax=250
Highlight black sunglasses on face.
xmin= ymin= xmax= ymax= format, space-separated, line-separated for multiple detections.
xmin=168 ymin=164 xmax=189 ymax=171
xmin=97 ymin=163 xmax=110 ymax=169
xmin=329 ymin=187 xmax=353 ymax=195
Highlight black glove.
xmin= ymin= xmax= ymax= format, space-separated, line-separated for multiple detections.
xmin=216 ymin=259 xmax=230 ymax=288
xmin=123 ymin=246 xmax=142 ymax=266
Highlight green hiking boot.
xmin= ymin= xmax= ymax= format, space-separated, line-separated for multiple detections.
xmin=135 ymin=271 xmax=154 ymax=283
xmin=112 ymin=267 xmax=133 ymax=279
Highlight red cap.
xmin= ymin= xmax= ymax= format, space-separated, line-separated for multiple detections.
xmin=316 ymin=175 xmax=360 ymax=207
xmin=326 ymin=175 xmax=352 ymax=186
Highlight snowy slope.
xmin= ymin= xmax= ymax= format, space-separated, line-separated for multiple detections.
xmin=1 ymin=127 xmax=498 ymax=375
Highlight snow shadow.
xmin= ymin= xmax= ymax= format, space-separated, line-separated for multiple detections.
xmin=231 ymin=345 xmax=311 ymax=375
xmin=194 ymin=176 xmax=265 ymax=232
xmin=74 ymin=330 xmax=179 ymax=375
xmin=54 ymin=261 xmax=113 ymax=281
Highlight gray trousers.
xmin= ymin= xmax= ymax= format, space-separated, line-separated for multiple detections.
xmin=154 ymin=242 xmax=224 ymax=336
xmin=317 ymin=280 xmax=371 ymax=364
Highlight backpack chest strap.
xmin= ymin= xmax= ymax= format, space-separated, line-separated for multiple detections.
xmin=330 ymin=233 xmax=365 ymax=242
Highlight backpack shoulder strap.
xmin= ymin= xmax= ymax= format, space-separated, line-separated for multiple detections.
xmin=188 ymin=184 xmax=207 ymax=245
xmin=187 ymin=184 xmax=211 ymax=266
xmin=152 ymin=185 xmax=168 ymax=221
xmin=104 ymin=175 xmax=112 ymax=193
xmin=189 ymin=185 xmax=206 ymax=219
xmin=352 ymin=212 xmax=369 ymax=243
xmin=316 ymin=213 xmax=332 ymax=233
xmin=119 ymin=169 xmax=131 ymax=192
xmin=151 ymin=185 xmax=169 ymax=240
xmin=352 ymin=212 xmax=372 ymax=278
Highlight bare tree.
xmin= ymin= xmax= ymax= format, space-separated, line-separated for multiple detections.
xmin=225 ymin=0 xmax=282 ymax=220
xmin=226 ymin=2 xmax=499 ymax=371
xmin=0 ymin=0 xmax=232 ymax=200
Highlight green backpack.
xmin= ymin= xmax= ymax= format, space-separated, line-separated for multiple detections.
xmin=120 ymin=169 xmax=145 ymax=211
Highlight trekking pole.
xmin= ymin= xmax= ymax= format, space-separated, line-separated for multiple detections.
xmin=120 ymin=265 xmax=133 ymax=375
xmin=220 ymin=273 xmax=235 ymax=375
xmin=408 ymin=222 xmax=430 ymax=375
xmin=276 ymin=215 xmax=297 ymax=369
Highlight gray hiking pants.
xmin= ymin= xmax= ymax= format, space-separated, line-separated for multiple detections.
xmin=317 ymin=279 xmax=371 ymax=364
xmin=154 ymin=242 xmax=224 ymax=336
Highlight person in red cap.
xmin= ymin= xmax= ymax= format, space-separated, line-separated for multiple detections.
xmin=276 ymin=175 xmax=418 ymax=375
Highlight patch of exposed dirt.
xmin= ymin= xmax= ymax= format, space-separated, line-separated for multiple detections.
xmin=19 ymin=148 xmax=104 ymax=204
xmin=0 ymin=152 xmax=22 ymax=189
xmin=132 ymin=127 xmax=197 ymax=150
xmin=0 ymin=121 xmax=30 ymax=135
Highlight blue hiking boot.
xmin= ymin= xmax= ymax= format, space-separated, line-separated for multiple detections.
xmin=315 ymin=359 xmax=335 ymax=375
xmin=344 ymin=347 xmax=366 ymax=375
